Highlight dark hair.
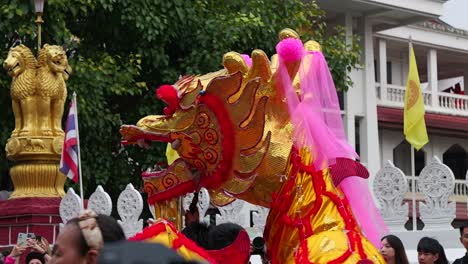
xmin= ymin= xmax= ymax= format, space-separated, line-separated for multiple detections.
xmin=26 ymin=251 xmax=45 ymax=264
xmin=206 ymin=223 xmax=244 ymax=250
xmin=381 ymin=235 xmax=409 ymax=264
xmin=67 ymin=214 xmax=126 ymax=256
xmin=417 ymin=237 xmax=449 ymax=264
xmin=459 ymin=222 xmax=468 ymax=236
xmin=1 ymin=249 xmax=11 ymax=257
xmin=181 ymin=222 xmax=211 ymax=249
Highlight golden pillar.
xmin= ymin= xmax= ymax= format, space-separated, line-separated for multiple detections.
xmin=3 ymin=44 xmax=72 ymax=198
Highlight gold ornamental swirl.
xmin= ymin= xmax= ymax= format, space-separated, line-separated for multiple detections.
xmin=203 ymin=128 xmax=218 ymax=145
xmin=144 ymin=182 xmax=158 ymax=196
xmin=162 ymin=174 xmax=180 ymax=189
xmin=193 ymin=158 xmax=207 ymax=170
xmin=203 ymin=147 xmax=218 ymax=164
xmin=196 ymin=112 xmax=210 ymax=129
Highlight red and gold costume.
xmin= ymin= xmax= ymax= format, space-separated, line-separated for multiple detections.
xmin=121 ymin=29 xmax=385 ymax=263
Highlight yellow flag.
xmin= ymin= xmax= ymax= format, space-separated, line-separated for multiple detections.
xmin=404 ymin=43 xmax=428 ymax=150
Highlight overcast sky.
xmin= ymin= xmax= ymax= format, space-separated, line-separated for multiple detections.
xmin=440 ymin=0 xmax=468 ymax=30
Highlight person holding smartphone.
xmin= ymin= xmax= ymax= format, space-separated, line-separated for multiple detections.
xmin=27 ymin=236 xmax=52 ymax=263
xmin=3 ymin=243 xmax=26 ymax=264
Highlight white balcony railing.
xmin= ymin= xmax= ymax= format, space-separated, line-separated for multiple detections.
xmin=376 ymin=83 xmax=468 ymax=116
xmin=406 ymin=176 xmax=468 ymax=202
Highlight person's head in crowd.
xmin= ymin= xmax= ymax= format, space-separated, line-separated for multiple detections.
xmin=181 ymin=222 xmax=210 ymax=249
xmin=459 ymin=222 xmax=468 ymax=251
xmin=417 ymin=237 xmax=449 ymax=264
xmin=26 ymin=251 xmax=45 ymax=264
xmin=51 ymin=210 xmax=125 ymax=264
xmin=380 ymin=235 xmax=409 ymax=264
xmin=1 ymin=250 xmax=11 ymax=259
xmin=0 ymin=249 xmax=10 ymax=263
xmin=98 ymin=241 xmax=201 ymax=264
xmin=206 ymin=223 xmax=251 ymax=264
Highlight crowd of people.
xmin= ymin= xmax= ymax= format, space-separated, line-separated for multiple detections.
xmin=379 ymin=224 xmax=468 ymax=264
xmin=0 ymin=209 xmax=467 ymax=264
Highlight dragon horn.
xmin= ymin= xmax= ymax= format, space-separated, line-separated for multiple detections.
xmin=248 ymin=50 xmax=272 ymax=84
xmin=278 ymin=28 xmax=300 ymax=40
xmin=223 ymin=52 xmax=249 ymax=74
xmin=304 ymin=40 xmax=322 ymax=52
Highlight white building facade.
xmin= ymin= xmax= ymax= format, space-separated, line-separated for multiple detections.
xmin=312 ymin=1 xmax=468 ymax=261
xmin=317 ymin=0 xmax=468 ymax=204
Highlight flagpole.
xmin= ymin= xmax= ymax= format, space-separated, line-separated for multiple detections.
xmin=411 ymin=146 xmax=417 ymax=231
xmin=72 ymin=92 xmax=84 ymax=209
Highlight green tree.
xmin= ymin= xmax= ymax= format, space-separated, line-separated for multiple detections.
xmin=0 ymin=0 xmax=360 ymax=203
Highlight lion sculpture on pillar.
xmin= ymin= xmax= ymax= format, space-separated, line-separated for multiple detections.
xmin=3 ymin=44 xmax=38 ymax=137
xmin=3 ymin=44 xmax=71 ymax=137
xmin=36 ymin=44 xmax=72 ymax=136
xmin=3 ymin=44 xmax=71 ymax=198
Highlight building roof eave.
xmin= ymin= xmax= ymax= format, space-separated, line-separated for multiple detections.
xmin=378 ymin=106 xmax=468 ymax=137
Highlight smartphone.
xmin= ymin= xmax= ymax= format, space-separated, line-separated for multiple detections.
xmin=17 ymin=233 xmax=35 ymax=246
xmin=17 ymin=233 xmax=28 ymax=246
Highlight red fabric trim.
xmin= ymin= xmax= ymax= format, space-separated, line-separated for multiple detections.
xmin=206 ymin=230 xmax=250 ymax=264
xmin=147 ymin=180 xmax=196 ymax=204
xmin=129 ymin=220 xmax=216 ymax=263
xmin=172 ymin=236 xmax=217 ymax=263
xmin=302 ymin=243 xmax=312 ymax=264
xmin=355 ymin=231 xmax=367 ymax=260
xmin=197 ymin=92 xmax=235 ymax=189
xmin=329 ymin=250 xmax=352 ymax=264
xmin=268 ymin=147 xmax=370 ymax=263
xmin=129 ymin=221 xmax=172 ymax=241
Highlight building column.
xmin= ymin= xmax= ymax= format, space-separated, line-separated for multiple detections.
xmin=427 ymin=48 xmax=438 ymax=107
xmin=361 ymin=16 xmax=381 ymax=177
xmin=344 ymin=13 xmax=356 ymax=148
xmin=379 ymin=39 xmax=387 ymax=102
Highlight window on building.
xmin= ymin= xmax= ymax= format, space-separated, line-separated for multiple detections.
xmin=354 ymin=119 xmax=360 ymax=156
xmin=337 ymin=90 xmax=344 ymax=111
xmin=443 ymin=144 xmax=467 ymax=180
xmin=374 ymin=60 xmax=392 ymax=84
xmin=393 ymin=140 xmax=426 ymax=176
xmin=387 ymin=61 xmax=392 ymax=84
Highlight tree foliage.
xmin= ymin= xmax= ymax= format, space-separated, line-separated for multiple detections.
xmin=0 ymin=0 xmax=360 ymax=200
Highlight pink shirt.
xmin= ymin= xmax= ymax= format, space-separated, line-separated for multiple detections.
xmin=4 ymin=255 xmax=16 ymax=264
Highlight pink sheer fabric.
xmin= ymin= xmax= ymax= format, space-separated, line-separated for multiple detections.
xmin=341 ymin=177 xmax=388 ymax=247
xmin=277 ymin=49 xmax=358 ymax=170
xmin=276 ymin=41 xmax=387 ymax=248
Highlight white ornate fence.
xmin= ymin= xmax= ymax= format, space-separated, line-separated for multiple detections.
xmin=60 ymin=155 xmax=466 ymax=239
xmin=373 ymin=156 xmax=461 ymax=231
xmin=59 ymin=184 xmax=269 ymax=239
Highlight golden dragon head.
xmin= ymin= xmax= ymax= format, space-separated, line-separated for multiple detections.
xmin=121 ymin=29 xmax=319 ymax=206
xmin=3 ymin=44 xmax=36 ymax=77
xmin=38 ymin=44 xmax=72 ymax=80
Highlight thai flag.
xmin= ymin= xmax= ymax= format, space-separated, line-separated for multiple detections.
xmin=59 ymin=101 xmax=79 ymax=183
